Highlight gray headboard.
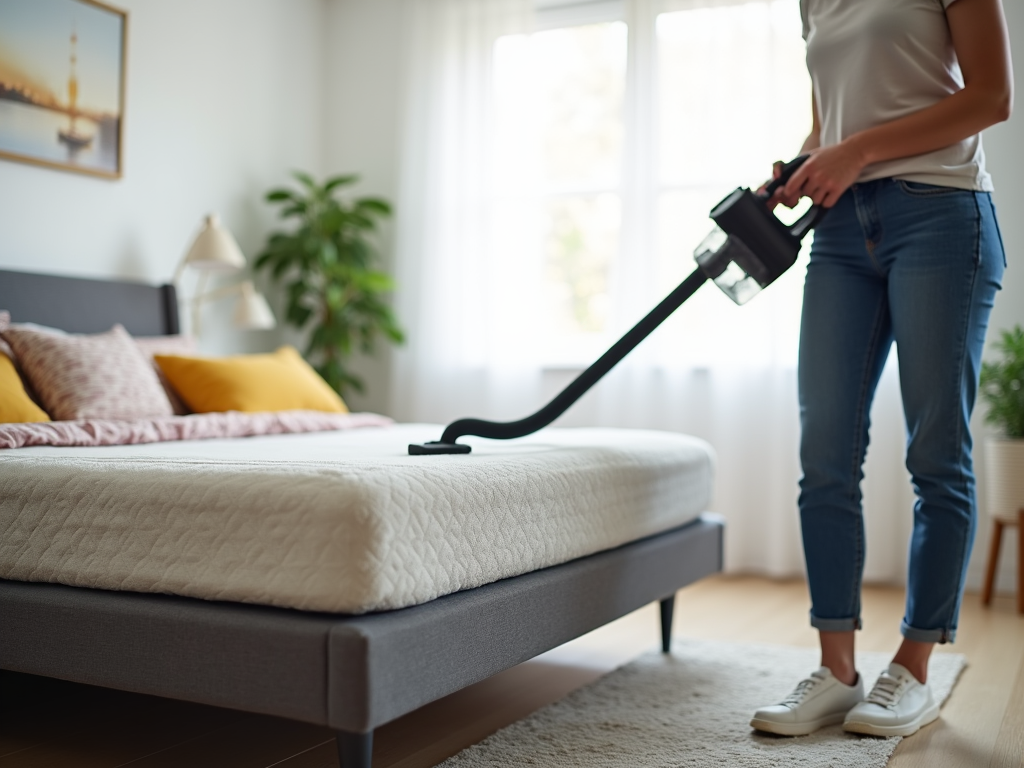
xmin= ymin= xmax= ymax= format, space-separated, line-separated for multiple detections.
xmin=0 ymin=269 xmax=179 ymax=336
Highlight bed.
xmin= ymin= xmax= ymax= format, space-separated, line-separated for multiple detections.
xmin=0 ymin=268 xmax=724 ymax=767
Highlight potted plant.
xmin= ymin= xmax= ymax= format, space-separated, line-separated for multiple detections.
xmin=255 ymin=172 xmax=404 ymax=397
xmin=978 ymin=325 xmax=1024 ymax=609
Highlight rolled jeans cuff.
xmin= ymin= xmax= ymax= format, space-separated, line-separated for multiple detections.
xmin=810 ymin=613 xmax=862 ymax=632
xmin=901 ymin=620 xmax=955 ymax=644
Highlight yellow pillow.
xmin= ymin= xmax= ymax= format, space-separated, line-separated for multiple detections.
xmin=0 ymin=352 xmax=50 ymax=423
xmin=154 ymin=346 xmax=348 ymax=414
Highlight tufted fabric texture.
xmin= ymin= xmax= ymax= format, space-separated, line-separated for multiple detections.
xmin=0 ymin=320 xmax=173 ymax=421
xmin=0 ymin=425 xmax=714 ymax=613
xmin=439 ymin=639 xmax=966 ymax=768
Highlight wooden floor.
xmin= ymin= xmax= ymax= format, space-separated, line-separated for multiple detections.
xmin=2 ymin=576 xmax=1022 ymax=768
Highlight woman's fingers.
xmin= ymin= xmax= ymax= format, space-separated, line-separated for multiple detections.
xmin=757 ymin=161 xmax=785 ymax=197
xmin=784 ymin=159 xmax=836 ymax=207
xmin=782 ymin=164 xmax=810 ymax=207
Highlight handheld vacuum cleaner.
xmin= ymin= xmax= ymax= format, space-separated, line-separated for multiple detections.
xmin=409 ymin=155 xmax=827 ymax=456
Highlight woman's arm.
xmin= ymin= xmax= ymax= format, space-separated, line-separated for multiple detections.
xmin=775 ymin=0 xmax=1013 ymax=208
xmin=800 ymin=91 xmax=821 ymax=155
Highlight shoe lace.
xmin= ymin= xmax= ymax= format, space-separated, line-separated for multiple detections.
xmin=865 ymin=674 xmax=905 ymax=709
xmin=781 ymin=672 xmax=826 ymax=707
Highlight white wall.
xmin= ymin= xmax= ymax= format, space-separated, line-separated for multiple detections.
xmin=321 ymin=0 xmax=404 ymax=413
xmin=0 ymin=0 xmax=327 ymax=354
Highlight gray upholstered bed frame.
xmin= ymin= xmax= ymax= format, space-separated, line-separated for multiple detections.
xmin=0 ymin=268 xmax=724 ymax=767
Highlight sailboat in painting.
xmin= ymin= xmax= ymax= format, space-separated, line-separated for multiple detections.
xmin=57 ymin=27 xmax=93 ymax=151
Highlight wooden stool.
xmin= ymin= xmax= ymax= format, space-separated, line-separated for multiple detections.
xmin=981 ymin=507 xmax=1024 ymax=613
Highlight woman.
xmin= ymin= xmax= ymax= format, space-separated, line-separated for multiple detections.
xmin=750 ymin=0 xmax=1013 ymax=738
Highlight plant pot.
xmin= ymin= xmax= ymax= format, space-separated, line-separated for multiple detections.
xmin=984 ymin=438 xmax=1024 ymax=522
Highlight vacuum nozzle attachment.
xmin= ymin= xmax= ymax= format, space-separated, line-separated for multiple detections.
xmin=408 ymin=441 xmax=472 ymax=455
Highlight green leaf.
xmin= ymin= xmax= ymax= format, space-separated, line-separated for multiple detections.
xmin=292 ymin=170 xmax=318 ymax=190
xmin=325 ymin=174 xmax=360 ymax=192
xmin=355 ymin=198 xmax=392 ymax=216
xmin=319 ymin=241 xmax=339 ymax=266
xmin=320 ymin=207 xmax=346 ymax=235
xmin=325 ymin=284 xmax=345 ymax=310
xmin=348 ymin=212 xmax=376 ymax=230
xmin=358 ymin=271 xmax=396 ymax=292
xmin=271 ymin=258 xmax=293 ymax=280
xmin=279 ymin=203 xmax=308 ymax=219
xmin=265 ymin=189 xmax=294 ymax=202
xmin=290 ymin=306 xmax=314 ymax=327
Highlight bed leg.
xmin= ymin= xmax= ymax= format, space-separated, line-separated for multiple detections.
xmin=336 ymin=729 xmax=373 ymax=768
xmin=660 ymin=594 xmax=675 ymax=654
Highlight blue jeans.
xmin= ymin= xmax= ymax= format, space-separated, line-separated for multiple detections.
xmin=798 ymin=178 xmax=1005 ymax=644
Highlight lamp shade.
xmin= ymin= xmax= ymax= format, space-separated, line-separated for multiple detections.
xmin=233 ymin=281 xmax=276 ymax=329
xmin=183 ymin=214 xmax=246 ymax=272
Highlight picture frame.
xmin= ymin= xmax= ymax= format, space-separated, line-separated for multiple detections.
xmin=0 ymin=0 xmax=127 ymax=179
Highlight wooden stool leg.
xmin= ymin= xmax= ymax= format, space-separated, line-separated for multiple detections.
xmin=982 ymin=519 xmax=1005 ymax=606
xmin=1017 ymin=509 xmax=1024 ymax=615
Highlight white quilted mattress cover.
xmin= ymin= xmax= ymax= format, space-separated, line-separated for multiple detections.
xmin=0 ymin=424 xmax=715 ymax=613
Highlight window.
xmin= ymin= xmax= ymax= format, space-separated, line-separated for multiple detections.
xmin=494 ymin=21 xmax=627 ymax=355
xmin=493 ymin=0 xmax=811 ymax=366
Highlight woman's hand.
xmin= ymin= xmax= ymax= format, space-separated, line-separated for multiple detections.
xmin=771 ymin=140 xmax=868 ymax=209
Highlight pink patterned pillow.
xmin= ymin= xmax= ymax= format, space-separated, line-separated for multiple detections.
xmin=0 ymin=321 xmax=174 ymax=421
xmin=134 ymin=334 xmax=198 ymax=416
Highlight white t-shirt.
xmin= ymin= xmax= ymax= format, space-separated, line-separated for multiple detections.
xmin=801 ymin=0 xmax=992 ymax=191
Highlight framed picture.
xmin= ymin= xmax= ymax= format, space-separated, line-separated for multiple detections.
xmin=0 ymin=0 xmax=127 ymax=179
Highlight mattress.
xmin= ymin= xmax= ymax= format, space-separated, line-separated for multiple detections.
xmin=0 ymin=424 xmax=715 ymax=613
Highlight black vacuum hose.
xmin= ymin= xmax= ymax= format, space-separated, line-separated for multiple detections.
xmin=410 ymin=267 xmax=708 ymax=453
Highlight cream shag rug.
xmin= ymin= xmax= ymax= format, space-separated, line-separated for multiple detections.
xmin=439 ymin=640 xmax=966 ymax=767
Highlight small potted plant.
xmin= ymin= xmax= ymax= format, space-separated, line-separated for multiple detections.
xmin=255 ymin=172 xmax=404 ymax=398
xmin=978 ymin=325 xmax=1024 ymax=608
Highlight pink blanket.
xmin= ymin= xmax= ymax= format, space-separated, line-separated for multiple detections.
xmin=0 ymin=411 xmax=393 ymax=449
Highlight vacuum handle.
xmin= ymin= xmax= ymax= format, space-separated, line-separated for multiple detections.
xmin=760 ymin=154 xmax=828 ymax=240
xmin=790 ymin=203 xmax=829 ymax=239
xmin=761 ymin=154 xmax=810 ymax=199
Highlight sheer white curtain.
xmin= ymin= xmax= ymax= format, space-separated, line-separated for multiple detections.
xmin=392 ymin=0 xmax=913 ymax=582
xmin=391 ymin=0 xmax=544 ymax=426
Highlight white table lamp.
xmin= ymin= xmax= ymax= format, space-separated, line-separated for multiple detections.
xmin=174 ymin=213 xmax=276 ymax=334
xmin=233 ymin=281 xmax=276 ymax=330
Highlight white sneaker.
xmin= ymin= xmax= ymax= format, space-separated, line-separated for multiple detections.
xmin=843 ymin=663 xmax=939 ymax=737
xmin=751 ymin=667 xmax=864 ymax=736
